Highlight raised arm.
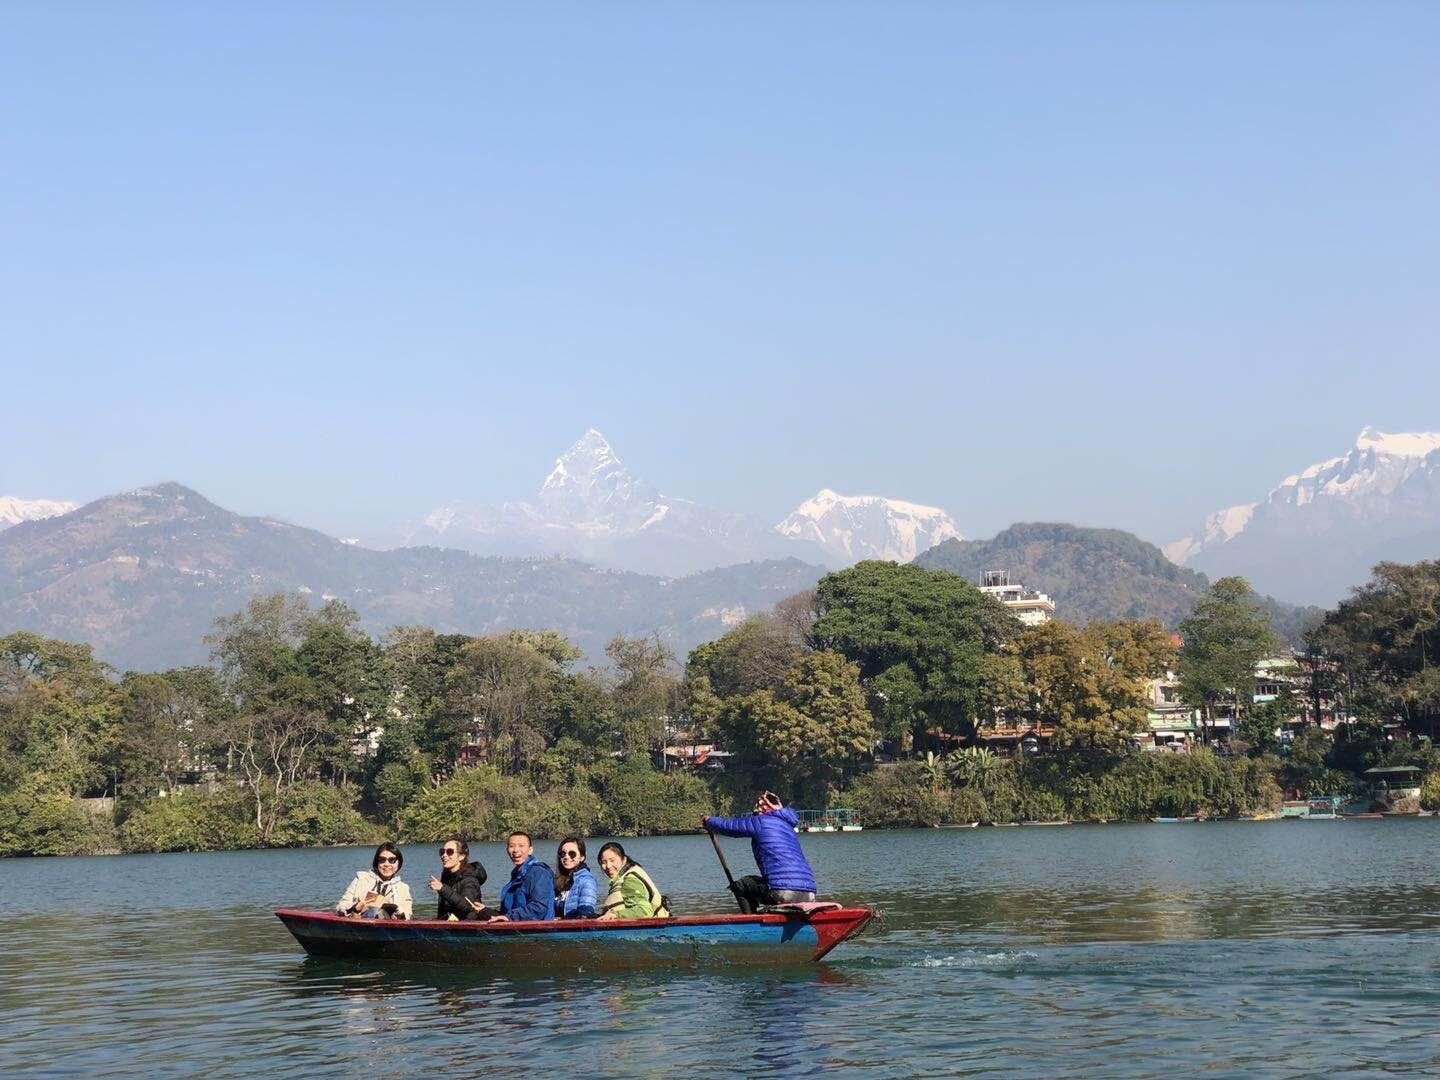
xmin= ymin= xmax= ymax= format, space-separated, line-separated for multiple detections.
xmin=704 ymin=813 xmax=762 ymax=838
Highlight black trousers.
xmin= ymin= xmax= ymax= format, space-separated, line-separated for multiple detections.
xmin=730 ymin=875 xmax=817 ymax=913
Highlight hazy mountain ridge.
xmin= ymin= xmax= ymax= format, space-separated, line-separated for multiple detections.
xmin=0 ymin=483 xmax=825 ymax=671
xmin=405 ymin=428 xmax=962 ymax=574
xmin=404 ymin=428 xmax=817 ymax=575
xmin=1167 ymin=427 xmax=1440 ymax=604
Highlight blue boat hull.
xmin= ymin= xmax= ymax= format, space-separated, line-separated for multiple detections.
xmin=276 ymin=907 xmax=873 ymax=968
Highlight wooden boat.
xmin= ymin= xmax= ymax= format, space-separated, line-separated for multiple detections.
xmin=275 ymin=904 xmax=873 ymax=967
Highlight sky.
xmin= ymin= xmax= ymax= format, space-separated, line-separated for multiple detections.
xmin=2 ymin=1 xmax=1437 ymax=547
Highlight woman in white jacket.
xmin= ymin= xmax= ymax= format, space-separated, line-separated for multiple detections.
xmin=336 ymin=843 xmax=413 ymax=919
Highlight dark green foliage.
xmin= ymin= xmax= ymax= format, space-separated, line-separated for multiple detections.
xmin=846 ymin=749 xmax=1280 ymax=826
xmin=1308 ymin=560 xmax=1440 ymax=738
xmin=394 ymin=760 xmax=716 ymax=842
xmin=117 ymin=790 xmax=261 ymax=853
xmin=1178 ymin=577 xmax=1280 ymax=739
xmin=270 ymin=782 xmax=376 ymax=849
xmin=916 ymin=523 xmax=1211 ymax=626
xmin=0 ymin=781 xmax=112 ymax=857
xmin=810 ymin=561 xmax=1012 ymax=746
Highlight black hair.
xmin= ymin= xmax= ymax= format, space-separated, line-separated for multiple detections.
xmin=508 ymin=830 xmax=532 ymax=845
xmin=372 ymin=843 xmax=403 ymax=872
xmin=554 ymin=836 xmax=587 ymax=894
xmin=598 ymin=841 xmax=628 ymax=864
xmin=442 ymin=836 xmax=469 ymax=859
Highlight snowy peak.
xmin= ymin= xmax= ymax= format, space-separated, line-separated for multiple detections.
xmin=776 ymin=489 xmax=962 ymax=564
xmin=539 ymin=428 xmax=626 ymax=496
xmin=0 ymin=495 xmax=77 ymax=530
xmin=1353 ymin=426 xmax=1440 ymax=459
xmin=1162 ymin=502 xmax=1255 ymax=564
xmin=1166 ymin=426 xmax=1440 ymax=601
xmin=533 ymin=428 xmax=665 ymax=531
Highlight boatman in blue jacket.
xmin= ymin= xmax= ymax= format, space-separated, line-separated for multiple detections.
xmin=703 ymin=791 xmax=818 ymax=913
xmin=487 ymin=831 xmax=556 ymax=922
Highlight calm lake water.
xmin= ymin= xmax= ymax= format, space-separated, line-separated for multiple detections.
xmin=6 ymin=822 xmax=1440 ymax=1077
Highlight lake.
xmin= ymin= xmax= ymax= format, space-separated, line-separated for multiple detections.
xmin=6 ymin=821 xmax=1440 ymax=1076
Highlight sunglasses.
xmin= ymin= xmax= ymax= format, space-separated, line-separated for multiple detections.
xmin=377 ymin=855 xmax=399 ymax=864
xmin=560 ymin=850 xmax=581 ymax=860
xmin=440 ymin=848 xmax=459 ymax=857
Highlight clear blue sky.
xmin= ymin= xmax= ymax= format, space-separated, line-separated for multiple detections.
xmin=2 ymin=2 xmax=1436 ymax=546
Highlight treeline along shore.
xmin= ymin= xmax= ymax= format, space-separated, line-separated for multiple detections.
xmin=4 ymin=559 xmax=1440 ymax=857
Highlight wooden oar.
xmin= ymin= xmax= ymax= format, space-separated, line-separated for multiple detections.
xmin=707 ymin=829 xmax=746 ymax=912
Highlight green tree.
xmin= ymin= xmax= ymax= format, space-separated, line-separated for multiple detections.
xmin=809 ymin=561 xmax=1015 ymax=748
xmin=448 ymin=630 xmax=580 ymax=773
xmin=0 ymin=631 xmax=118 ymax=797
xmin=606 ymin=634 xmax=677 ymax=757
xmin=717 ymin=650 xmax=875 ymax=800
xmin=1178 ymin=577 xmax=1280 ymax=744
xmin=1008 ymin=619 xmax=1174 ymax=751
xmin=295 ymin=619 xmax=385 ymax=783
xmin=1309 ymin=561 xmax=1440 ymax=738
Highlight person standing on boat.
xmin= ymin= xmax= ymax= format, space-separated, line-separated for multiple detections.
xmin=429 ymin=836 xmax=490 ymax=921
xmin=703 ymin=791 xmax=818 ymax=913
xmin=488 ymin=831 xmax=555 ymax=922
xmin=336 ymin=843 xmax=413 ymax=919
xmin=553 ymin=836 xmax=599 ymax=919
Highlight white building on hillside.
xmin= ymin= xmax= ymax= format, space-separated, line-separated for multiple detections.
xmin=978 ymin=569 xmax=1055 ymax=625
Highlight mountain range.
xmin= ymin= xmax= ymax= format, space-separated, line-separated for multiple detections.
xmin=0 ymin=495 xmax=76 ymax=529
xmin=0 ymin=483 xmax=823 ymax=671
xmin=1166 ymin=427 xmax=1440 ymax=604
xmin=403 ymin=428 xmax=962 ymax=574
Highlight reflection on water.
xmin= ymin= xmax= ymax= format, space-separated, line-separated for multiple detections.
xmin=6 ymin=822 xmax=1440 ymax=1076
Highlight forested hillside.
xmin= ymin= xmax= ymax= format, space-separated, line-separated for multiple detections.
xmin=915 ymin=522 xmax=1321 ymax=641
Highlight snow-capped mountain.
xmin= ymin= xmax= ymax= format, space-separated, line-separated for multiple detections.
xmin=406 ymin=429 xmax=959 ymax=575
xmin=776 ymin=489 xmax=962 ymax=564
xmin=1166 ymin=426 xmax=1440 ymax=604
xmin=406 ymin=429 xmax=816 ymax=576
xmin=0 ymin=495 xmax=76 ymax=530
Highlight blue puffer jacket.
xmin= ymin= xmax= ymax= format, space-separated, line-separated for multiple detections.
xmin=500 ymin=856 xmax=556 ymax=921
xmin=704 ymin=807 xmax=817 ymax=893
xmin=557 ymin=863 xmax=599 ymax=919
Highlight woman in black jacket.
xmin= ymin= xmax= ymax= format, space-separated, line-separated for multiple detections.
xmin=428 ymin=836 xmax=489 ymax=920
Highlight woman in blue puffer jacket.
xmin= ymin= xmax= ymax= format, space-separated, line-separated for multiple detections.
xmin=553 ymin=836 xmax=599 ymax=919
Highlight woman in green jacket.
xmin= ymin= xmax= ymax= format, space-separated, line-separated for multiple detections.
xmin=596 ymin=842 xmax=669 ymax=920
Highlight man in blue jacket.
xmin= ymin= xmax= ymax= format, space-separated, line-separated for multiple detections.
xmin=489 ymin=831 xmax=556 ymax=922
xmin=703 ymin=791 xmax=818 ymax=913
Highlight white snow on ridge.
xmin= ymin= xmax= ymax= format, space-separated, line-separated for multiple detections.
xmin=1354 ymin=426 xmax=1440 ymax=458
xmin=1166 ymin=426 xmax=1440 ymax=565
xmin=1162 ymin=502 xmax=1255 ymax=564
xmin=0 ymin=495 xmax=77 ymax=529
xmin=777 ymin=488 xmax=962 ymax=564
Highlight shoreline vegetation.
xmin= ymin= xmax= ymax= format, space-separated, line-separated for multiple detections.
xmin=4 ymin=560 xmax=1440 ymax=859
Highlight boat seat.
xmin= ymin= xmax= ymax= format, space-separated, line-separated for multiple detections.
xmin=763 ymin=901 xmax=843 ymax=914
